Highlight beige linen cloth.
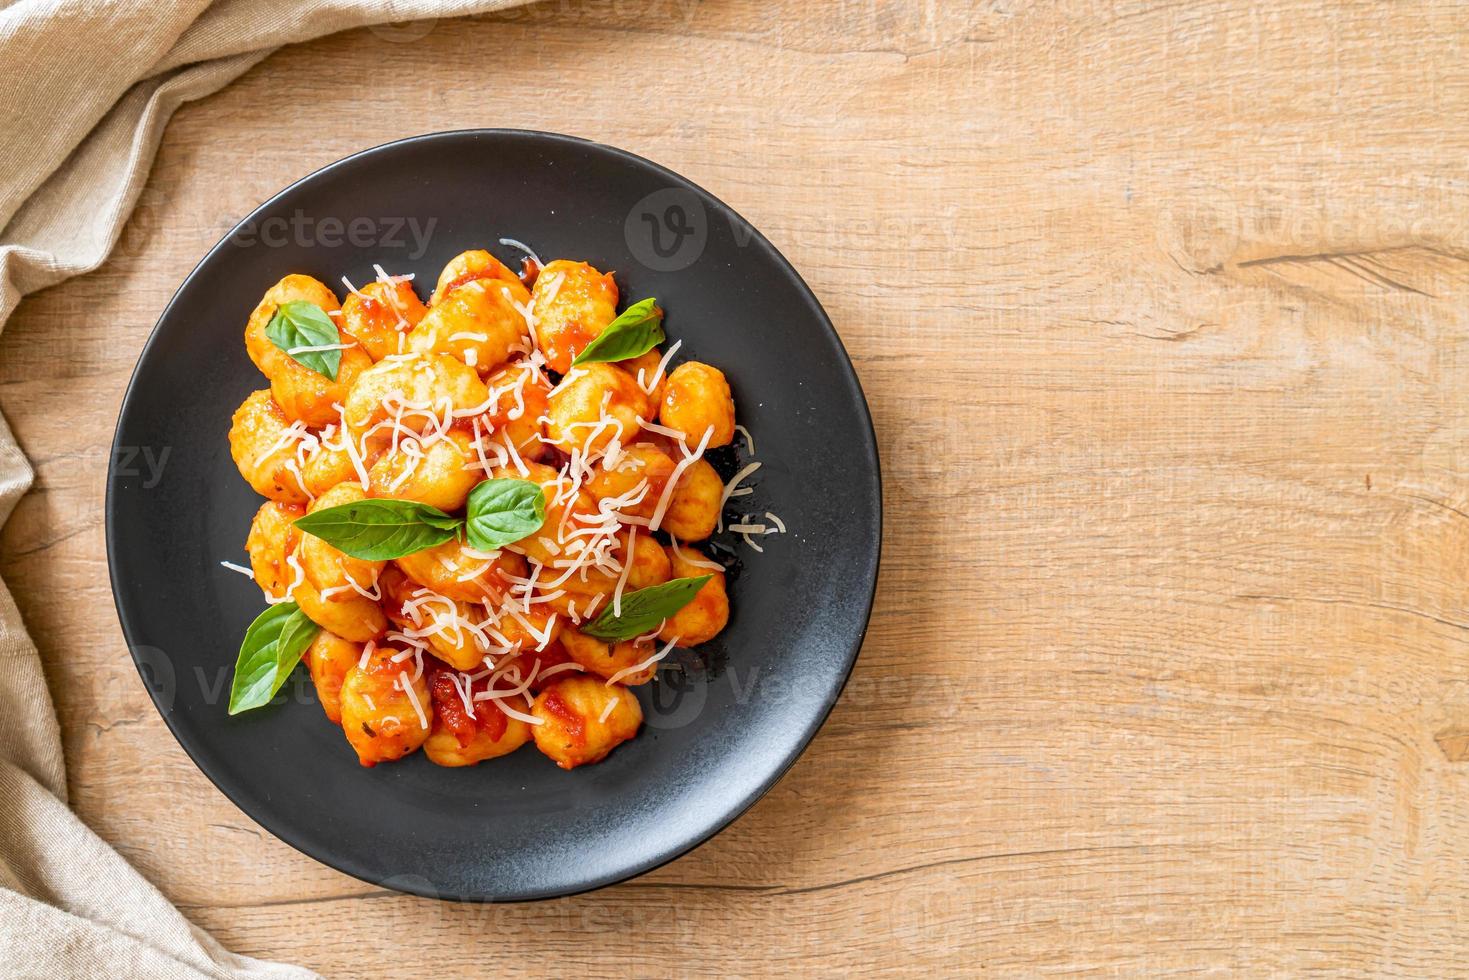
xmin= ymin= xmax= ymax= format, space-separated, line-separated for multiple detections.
xmin=0 ymin=1 xmax=533 ymax=976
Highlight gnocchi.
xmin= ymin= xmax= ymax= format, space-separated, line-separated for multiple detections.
xmin=340 ymin=279 xmax=428 ymax=360
xmin=223 ymin=244 xmax=770 ymax=772
xmin=531 ymin=675 xmax=643 ymax=770
xmin=531 ymin=259 xmax=618 ymax=373
xmin=659 ymin=362 xmax=735 ymax=448
xmin=340 ymin=645 xmax=433 ymax=766
xmin=545 ymin=362 xmax=649 ymax=454
xmin=306 ymin=630 xmax=360 ymax=725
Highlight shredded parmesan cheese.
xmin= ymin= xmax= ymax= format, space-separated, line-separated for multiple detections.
xmin=649 ymin=426 xmax=713 ymax=531
xmin=398 ymin=671 xmax=429 ymax=730
xmin=670 ymin=541 xmax=723 ymax=572
xmin=598 ymin=696 xmax=619 ymax=723
xmin=498 ymin=237 xmax=544 ymax=268
xmin=637 ymin=339 xmax=683 ymax=396
xmin=635 ymin=417 xmax=687 ymax=441
xmin=716 ymin=461 xmax=762 ymax=532
xmin=605 ymin=635 xmax=681 ymax=686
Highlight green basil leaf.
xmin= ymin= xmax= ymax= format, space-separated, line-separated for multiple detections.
xmin=465 ymin=478 xmax=546 ymax=550
xmin=265 ymin=300 xmax=342 ymax=380
xmin=570 ymin=297 xmax=664 ymax=366
xmin=294 ymin=498 xmax=462 ymax=560
xmin=228 ymin=602 xmax=320 ymax=715
xmin=581 ymin=575 xmax=712 ymax=641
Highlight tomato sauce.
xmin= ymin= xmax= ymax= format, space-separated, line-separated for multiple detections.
xmin=541 ymin=689 xmax=585 ymax=744
xmin=439 ymin=269 xmax=507 ymax=297
xmin=430 ymin=669 xmax=509 ymax=746
xmin=518 ymin=257 xmax=541 ymax=288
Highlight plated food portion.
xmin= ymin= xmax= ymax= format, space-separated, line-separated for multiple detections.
xmin=226 ymin=246 xmax=775 ymax=770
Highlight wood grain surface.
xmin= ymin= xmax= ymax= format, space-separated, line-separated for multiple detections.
xmin=3 ymin=0 xmax=1468 ymax=975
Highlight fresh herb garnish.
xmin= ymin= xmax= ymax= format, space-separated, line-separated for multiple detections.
xmin=265 ymin=301 xmax=342 ymax=380
xmin=293 ymin=499 xmax=462 ymax=560
xmin=570 ymin=297 xmax=664 ymax=366
xmin=465 ymin=478 xmax=546 ymax=551
xmin=581 ymin=575 xmax=711 ymax=641
xmin=228 ymin=602 xmax=319 ymax=714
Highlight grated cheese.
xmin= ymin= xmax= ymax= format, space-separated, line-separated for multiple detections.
xmin=497 ymin=237 xmax=544 ymax=268
xmin=716 ymin=461 xmax=762 ymax=532
xmin=287 ymin=342 xmax=356 ymax=355
xmin=635 ymin=417 xmax=687 ymax=441
xmin=649 ymin=426 xmax=714 ymax=531
xmin=398 ymin=671 xmax=429 ymax=730
xmin=670 ymin=541 xmax=723 ymax=572
xmin=605 ymin=635 xmax=681 ymax=686
xmin=265 ymin=553 xmax=306 ymax=605
xmin=637 ymin=339 xmax=682 ymax=396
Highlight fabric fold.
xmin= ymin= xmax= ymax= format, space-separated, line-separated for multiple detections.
xmin=0 ymin=0 xmax=529 ymax=974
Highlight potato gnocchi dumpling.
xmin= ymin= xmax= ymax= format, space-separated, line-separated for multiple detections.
xmin=545 ymin=363 xmax=649 ymax=454
xmin=380 ymin=567 xmax=487 ymax=671
xmin=244 ymin=275 xmax=340 ymax=377
xmin=340 ymin=646 xmax=433 ymax=767
xmin=230 ymin=390 xmax=313 ymax=505
xmin=431 ymin=249 xmax=528 ymax=306
xmin=342 ymin=352 xmax=487 ymax=442
xmin=532 ymin=676 xmax=643 ymax=770
xmin=300 ymin=434 xmax=379 ymax=498
xmin=245 ymin=500 xmax=304 ymax=600
xmin=423 ymin=669 xmax=534 ymax=767
xmin=394 ymin=537 xmax=527 ymax=605
xmin=340 ymin=279 xmax=428 ymax=360
xmin=243 ymin=275 xmax=375 ymax=427
xmin=531 ymin=259 xmax=618 ymax=373
xmin=661 ymin=458 xmax=724 ymax=543
xmin=560 ymin=627 xmax=660 ymax=686
xmin=270 ymin=337 xmax=373 ymax=429
xmin=225 ymin=243 xmax=772 ymax=772
xmin=367 ymin=429 xmax=480 ymax=512
xmin=292 ymin=554 xmax=389 ymax=643
xmin=658 ymin=544 xmax=730 ymax=646
xmin=471 ymin=360 xmax=550 ymax=457
xmin=623 ymin=348 xmax=668 ymax=407
xmin=659 ymin=361 xmax=736 ymax=448
xmin=306 ymin=631 xmax=361 ymax=725
xmin=409 ymin=278 xmax=530 ymax=375
xmin=621 ymin=531 xmax=672 ymax=590
xmin=586 ymin=443 xmax=676 ymax=521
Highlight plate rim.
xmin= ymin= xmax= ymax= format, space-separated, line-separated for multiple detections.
xmin=105 ymin=128 xmax=883 ymax=902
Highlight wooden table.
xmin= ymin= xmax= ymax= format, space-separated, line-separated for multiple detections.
xmin=3 ymin=1 xmax=1466 ymax=974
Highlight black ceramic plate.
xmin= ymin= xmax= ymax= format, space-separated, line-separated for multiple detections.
xmin=107 ymin=130 xmax=880 ymax=901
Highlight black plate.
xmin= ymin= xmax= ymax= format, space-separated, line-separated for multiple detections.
xmin=106 ymin=130 xmax=880 ymax=901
